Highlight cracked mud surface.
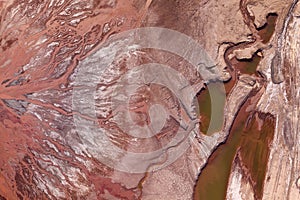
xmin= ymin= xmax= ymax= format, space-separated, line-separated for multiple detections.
xmin=0 ymin=0 xmax=300 ymax=199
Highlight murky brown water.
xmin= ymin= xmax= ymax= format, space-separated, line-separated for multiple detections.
xmin=234 ymin=54 xmax=262 ymax=75
xmin=194 ymin=95 xmax=275 ymax=200
xmin=197 ymin=82 xmax=226 ymax=135
xmin=194 ymin=98 xmax=252 ymax=200
xmin=239 ymin=113 xmax=275 ymax=199
xmin=258 ymin=13 xmax=278 ymax=43
xmin=194 ymin=14 xmax=278 ymax=198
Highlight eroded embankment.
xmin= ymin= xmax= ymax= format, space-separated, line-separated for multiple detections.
xmin=193 ymin=1 xmax=278 ymax=199
xmin=0 ymin=0 xmax=150 ymax=199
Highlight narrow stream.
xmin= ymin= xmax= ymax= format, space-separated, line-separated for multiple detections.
xmin=193 ymin=12 xmax=278 ymax=200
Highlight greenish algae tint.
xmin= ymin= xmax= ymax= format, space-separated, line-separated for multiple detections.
xmin=193 ymin=99 xmax=250 ymax=200
xmin=197 ymin=82 xmax=225 ymax=135
xmin=194 ymin=104 xmax=275 ymax=200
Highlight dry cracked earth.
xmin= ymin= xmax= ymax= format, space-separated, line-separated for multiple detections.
xmin=0 ymin=0 xmax=300 ymax=199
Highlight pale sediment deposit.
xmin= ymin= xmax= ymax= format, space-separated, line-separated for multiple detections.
xmin=0 ymin=0 xmax=299 ymax=199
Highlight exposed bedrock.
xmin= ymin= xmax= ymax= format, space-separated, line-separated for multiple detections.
xmin=0 ymin=0 xmax=299 ymax=199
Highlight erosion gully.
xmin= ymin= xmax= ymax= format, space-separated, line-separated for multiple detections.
xmin=194 ymin=11 xmax=278 ymax=200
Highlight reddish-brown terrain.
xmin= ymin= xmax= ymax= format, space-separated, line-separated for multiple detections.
xmin=1 ymin=0 xmax=300 ymax=200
